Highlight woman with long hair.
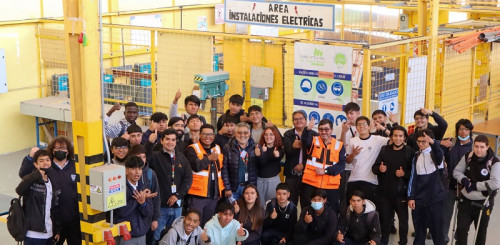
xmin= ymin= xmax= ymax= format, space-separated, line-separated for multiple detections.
xmin=235 ymin=184 xmax=266 ymax=245
xmin=255 ymin=126 xmax=284 ymax=205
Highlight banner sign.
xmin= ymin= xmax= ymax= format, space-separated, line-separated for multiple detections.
xmin=294 ymin=42 xmax=352 ymax=128
xmin=378 ymin=88 xmax=398 ymax=114
xmin=225 ymin=0 xmax=335 ymax=31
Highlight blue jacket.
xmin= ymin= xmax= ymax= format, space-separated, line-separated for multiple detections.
xmin=408 ymin=140 xmax=446 ymax=206
xmin=204 ymin=214 xmax=248 ymax=245
xmin=114 ymin=180 xmax=153 ymax=237
xmin=221 ymin=138 xmax=257 ymax=192
xmin=445 ymin=138 xmax=473 ymax=190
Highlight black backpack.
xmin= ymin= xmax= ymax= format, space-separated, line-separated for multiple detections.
xmin=7 ymin=196 xmax=27 ymax=242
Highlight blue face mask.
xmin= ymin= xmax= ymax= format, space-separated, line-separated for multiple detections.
xmin=458 ymin=135 xmax=470 ymax=141
xmin=311 ymin=201 xmax=323 ymax=211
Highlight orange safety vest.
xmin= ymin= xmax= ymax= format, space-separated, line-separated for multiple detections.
xmin=302 ymin=136 xmax=343 ymax=189
xmin=188 ymin=142 xmax=225 ymax=197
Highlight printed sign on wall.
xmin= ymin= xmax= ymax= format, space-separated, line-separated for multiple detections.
xmin=293 ymin=42 xmax=352 ymax=128
xmin=225 ymin=0 xmax=335 ymax=31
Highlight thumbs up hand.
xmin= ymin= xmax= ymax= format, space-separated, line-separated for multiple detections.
xmin=262 ymin=145 xmax=268 ymax=152
xmin=307 ymin=119 xmax=315 ymax=130
xmin=304 ymin=211 xmax=313 ymax=224
xmin=234 ymin=201 xmax=240 ymax=214
xmin=207 ymin=151 xmax=219 ymax=162
xmin=396 ymin=166 xmax=404 ymax=177
xmin=270 ymin=208 xmax=278 ymax=219
xmin=379 ymin=162 xmax=387 ymax=173
xmin=237 ymin=223 xmax=245 ymax=236
xmin=201 ymin=228 xmax=209 ymax=242
xmin=273 ymin=147 xmax=280 ymax=158
xmin=255 ymin=145 xmax=261 ymax=157
xmin=149 ymin=129 xmax=158 ymax=143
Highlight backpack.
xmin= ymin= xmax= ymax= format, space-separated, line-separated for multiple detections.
xmin=7 ymin=196 xmax=27 ymax=242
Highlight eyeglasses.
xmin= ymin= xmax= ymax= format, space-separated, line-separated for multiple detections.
xmin=201 ymin=133 xmax=215 ymax=137
xmin=318 ymin=127 xmax=331 ymax=132
xmin=293 ymin=117 xmax=305 ymax=122
xmin=356 ymin=123 xmax=368 ymax=127
xmin=54 ymin=146 xmax=67 ymax=151
xmin=414 ymin=116 xmax=427 ymax=121
xmin=114 ymin=146 xmax=128 ymax=150
xmin=236 ymin=131 xmax=250 ymax=136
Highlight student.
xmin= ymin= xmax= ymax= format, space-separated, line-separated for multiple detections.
xmin=16 ymin=150 xmax=61 ymax=245
xmin=235 ymin=184 xmax=266 ymax=245
xmin=159 ymin=209 xmax=211 ymax=245
xmin=407 ymin=129 xmax=446 ymax=245
xmin=334 ymin=102 xmax=361 ymax=209
xmin=217 ymin=94 xmax=247 ymax=131
xmin=301 ymin=118 xmax=346 ymax=213
xmin=282 ymin=110 xmax=311 ymax=206
xmin=114 ymin=156 xmax=155 ymax=245
xmin=346 ymin=116 xmax=389 ymax=202
xmin=453 ymin=135 xmax=499 ymax=245
xmin=186 ymin=124 xmax=225 ymax=227
xmin=372 ymin=126 xmax=414 ymax=245
xmin=291 ymin=189 xmax=336 ymax=245
xmin=148 ymin=129 xmax=193 ymax=243
xmin=126 ymin=124 xmax=144 ymax=147
xmin=261 ymin=183 xmax=297 ymax=245
xmin=337 ymin=190 xmax=381 ymax=245
xmin=248 ymin=105 xmax=266 ymax=143
xmin=371 ymin=109 xmax=398 ymax=137
xmin=204 ymin=201 xmax=249 ymax=244
xmin=111 ymin=137 xmax=130 ymax=165
xmin=221 ymin=122 xmax=258 ymax=201
xmin=19 ymin=137 xmax=80 ymax=245
xmin=166 ymin=116 xmax=187 ymax=153
xmin=442 ymin=119 xmax=474 ymax=243
xmin=255 ymin=126 xmax=284 ymax=206
xmin=142 ymin=112 xmax=169 ymax=145
xmin=215 ymin=116 xmax=238 ymax=148
xmin=407 ymin=108 xmax=448 ymax=151
xmin=129 ymin=145 xmax=161 ymax=245
xmin=105 ymin=102 xmax=139 ymax=138
xmin=170 ymin=90 xmax=207 ymax=127
xmin=181 ymin=115 xmax=203 ymax=149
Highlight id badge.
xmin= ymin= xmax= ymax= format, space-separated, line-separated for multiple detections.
xmin=245 ymin=173 xmax=248 ymax=181
xmin=171 ymin=185 xmax=177 ymax=193
xmin=212 ymin=173 xmax=215 ymax=180
xmin=240 ymin=150 xmax=247 ymax=158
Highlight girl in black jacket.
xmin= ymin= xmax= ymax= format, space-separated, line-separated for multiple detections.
xmin=16 ymin=150 xmax=60 ymax=245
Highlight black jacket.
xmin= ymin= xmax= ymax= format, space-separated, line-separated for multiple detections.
xmin=255 ymin=145 xmax=284 ymax=178
xmin=221 ymin=138 xmax=258 ymax=192
xmin=114 ymin=180 xmax=153 ymax=237
xmin=263 ymin=198 xmax=297 ymax=241
xmin=16 ymin=170 xmax=60 ymax=235
xmin=148 ymin=149 xmax=193 ymax=207
xmin=141 ymin=164 xmax=161 ymax=222
xmin=338 ymin=200 xmax=381 ymax=244
xmin=407 ymin=112 xmax=448 ymax=150
xmin=282 ymin=128 xmax=318 ymax=178
xmin=217 ymin=110 xmax=246 ymax=131
xmin=445 ymin=138 xmax=473 ymax=190
xmin=19 ymin=157 xmax=79 ymax=224
xmin=294 ymin=204 xmax=337 ymax=245
xmin=372 ymin=145 xmax=414 ymax=197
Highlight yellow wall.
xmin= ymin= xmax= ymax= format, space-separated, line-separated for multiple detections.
xmin=0 ymin=25 xmax=41 ymax=153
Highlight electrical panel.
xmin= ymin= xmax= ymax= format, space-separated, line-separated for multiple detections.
xmin=89 ymin=164 xmax=127 ymax=212
xmin=250 ymin=87 xmax=269 ymax=101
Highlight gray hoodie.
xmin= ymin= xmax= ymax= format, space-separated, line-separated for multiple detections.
xmin=160 ymin=216 xmax=210 ymax=245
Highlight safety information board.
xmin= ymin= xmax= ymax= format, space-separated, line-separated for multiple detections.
xmin=293 ymin=42 xmax=352 ymax=128
xmin=378 ymin=89 xmax=398 ymax=113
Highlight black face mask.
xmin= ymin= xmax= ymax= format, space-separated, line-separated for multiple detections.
xmin=53 ymin=151 xmax=68 ymax=161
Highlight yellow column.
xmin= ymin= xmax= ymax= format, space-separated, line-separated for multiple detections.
xmin=62 ymin=0 xmax=129 ymax=244
xmin=426 ymin=0 xmax=439 ymax=109
xmin=362 ymin=48 xmax=372 ymax=116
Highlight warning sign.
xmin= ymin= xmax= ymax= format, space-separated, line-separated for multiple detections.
xmin=90 ymin=185 xmax=102 ymax=194
xmin=108 ymin=184 xmax=121 ymax=194
xmin=107 ymin=192 xmax=126 ymax=210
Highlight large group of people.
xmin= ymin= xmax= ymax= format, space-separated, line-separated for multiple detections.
xmin=15 ymin=92 xmax=499 ymax=245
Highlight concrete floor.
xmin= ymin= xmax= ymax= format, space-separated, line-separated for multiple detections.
xmin=0 ymin=148 xmax=498 ymax=244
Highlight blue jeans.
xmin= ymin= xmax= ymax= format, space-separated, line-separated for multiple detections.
xmin=153 ymin=207 xmax=182 ymax=241
xmin=24 ymin=237 xmax=53 ymax=245
xmin=232 ymin=185 xmax=245 ymax=201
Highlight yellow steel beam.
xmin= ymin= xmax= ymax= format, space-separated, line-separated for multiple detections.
xmin=150 ymin=30 xmax=157 ymax=112
xmin=426 ymin=0 xmax=439 ymax=110
xmin=62 ymin=0 xmax=128 ymax=244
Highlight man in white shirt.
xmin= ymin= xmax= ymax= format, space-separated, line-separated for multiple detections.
xmin=346 ymin=116 xmax=389 ymax=202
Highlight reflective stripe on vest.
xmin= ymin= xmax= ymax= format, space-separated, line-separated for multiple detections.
xmin=302 ymin=136 xmax=342 ymax=189
xmin=188 ymin=142 xmax=224 ymax=197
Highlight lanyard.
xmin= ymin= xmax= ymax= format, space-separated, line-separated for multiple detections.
xmin=238 ymin=145 xmax=249 ymax=167
xmin=171 ymin=154 xmax=176 ymax=181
